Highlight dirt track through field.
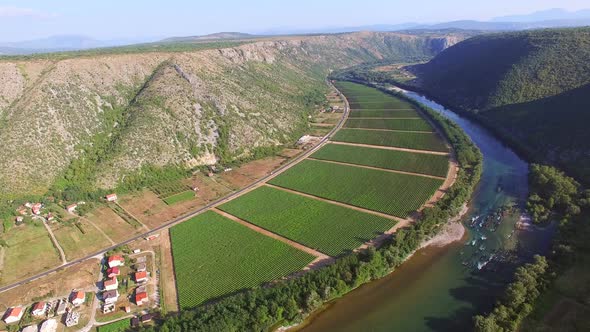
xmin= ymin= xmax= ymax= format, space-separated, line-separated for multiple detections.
xmin=421 ymin=158 xmax=459 ymax=211
xmin=212 ymin=208 xmax=332 ymax=259
xmin=330 ymin=141 xmax=449 ymax=156
xmin=80 ymin=216 xmax=116 ymax=245
xmin=306 ymin=157 xmax=447 ymax=180
xmin=264 ymin=184 xmax=407 ymax=223
xmin=42 ymin=221 xmax=67 ymax=265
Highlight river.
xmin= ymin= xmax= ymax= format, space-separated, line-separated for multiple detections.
xmin=295 ymin=88 xmax=555 ymax=332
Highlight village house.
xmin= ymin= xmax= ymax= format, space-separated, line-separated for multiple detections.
xmin=103 ymin=290 xmax=119 ymax=305
xmin=135 ymin=290 xmax=148 ymax=306
xmin=46 ymin=213 xmax=54 ymax=222
xmin=70 ymin=291 xmax=85 ymax=306
xmin=106 ymin=193 xmax=118 ymax=202
xmin=104 ymin=277 xmax=118 ymax=291
xmin=102 ymin=303 xmax=115 ymax=314
xmin=55 ymin=299 xmax=67 ymax=315
xmin=32 ymin=301 xmax=46 ymax=316
xmin=135 ymin=262 xmax=147 ymax=272
xmin=107 ymin=255 xmax=124 ymax=268
xmin=107 ymin=267 xmax=121 ymax=278
xmin=32 ymin=202 xmax=42 ymax=215
xmin=134 ymin=271 xmax=148 ymax=283
xmin=66 ymin=203 xmax=77 ymax=213
xmin=21 ymin=325 xmax=38 ymax=332
xmin=65 ymin=311 xmax=80 ymax=327
xmin=15 ymin=216 xmax=24 ymax=225
xmin=141 ymin=313 xmax=154 ymax=323
xmin=40 ymin=318 xmax=58 ymax=332
xmin=2 ymin=306 xmax=24 ymax=324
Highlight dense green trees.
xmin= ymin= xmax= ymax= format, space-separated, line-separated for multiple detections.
xmin=138 ymin=81 xmax=482 ymax=331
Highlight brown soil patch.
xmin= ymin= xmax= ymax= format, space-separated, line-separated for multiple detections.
xmin=158 ymin=229 xmax=179 ymax=313
xmin=84 ymin=206 xmax=143 ymax=243
xmin=0 ymin=258 xmax=99 ymax=312
xmin=219 ymin=155 xmax=288 ymax=189
xmin=279 ymin=148 xmax=303 ymax=158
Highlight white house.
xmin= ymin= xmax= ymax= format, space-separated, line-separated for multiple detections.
xmin=107 ymin=255 xmax=124 ymax=268
xmin=2 ymin=306 xmax=24 ymax=324
xmin=104 ymin=277 xmax=118 ymax=291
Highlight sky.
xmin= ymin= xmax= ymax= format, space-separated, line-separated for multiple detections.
xmin=0 ymin=0 xmax=589 ymax=42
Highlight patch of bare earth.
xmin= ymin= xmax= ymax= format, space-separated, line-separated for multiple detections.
xmin=158 ymin=229 xmax=179 ymax=313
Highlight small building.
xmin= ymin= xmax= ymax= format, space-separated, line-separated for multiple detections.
xmin=32 ymin=301 xmax=46 ymax=316
xmin=64 ymin=311 xmax=80 ymax=327
xmin=135 ymin=291 xmax=148 ymax=306
xmin=15 ymin=216 xmax=24 ymax=225
xmin=140 ymin=314 xmax=153 ymax=323
xmin=21 ymin=325 xmax=38 ymax=332
xmin=102 ymin=303 xmax=115 ymax=314
xmin=134 ymin=271 xmax=148 ymax=283
xmin=66 ymin=204 xmax=77 ymax=213
xmin=132 ymin=249 xmax=141 ymax=254
xmin=135 ymin=263 xmax=147 ymax=273
xmin=70 ymin=291 xmax=85 ymax=306
xmin=107 ymin=267 xmax=120 ymax=278
xmin=107 ymin=255 xmax=124 ymax=268
xmin=40 ymin=318 xmax=58 ymax=332
xmin=106 ymin=193 xmax=118 ymax=202
xmin=55 ymin=300 xmax=67 ymax=315
xmin=104 ymin=277 xmax=118 ymax=291
xmin=103 ymin=290 xmax=119 ymax=305
xmin=124 ymin=306 xmax=131 ymax=313
xmin=32 ymin=203 xmax=42 ymax=215
xmin=2 ymin=306 xmax=24 ymax=324
xmin=46 ymin=213 xmax=55 ymax=222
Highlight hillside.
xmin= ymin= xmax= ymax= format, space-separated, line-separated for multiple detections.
xmin=0 ymin=31 xmax=463 ymax=198
xmin=407 ymin=27 xmax=590 ymax=183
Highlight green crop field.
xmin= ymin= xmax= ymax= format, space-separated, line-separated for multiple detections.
xmin=98 ymin=319 xmax=131 ymax=332
xmin=349 ymin=109 xmax=420 ymax=118
xmin=219 ymin=186 xmax=396 ymax=256
xmin=170 ymin=211 xmax=315 ymax=309
xmin=311 ymin=143 xmax=449 ymax=177
xmin=334 ymin=82 xmax=415 ymax=110
xmin=162 ymin=190 xmax=194 ymax=205
xmin=332 ymin=129 xmax=448 ymax=152
xmin=269 ymin=160 xmax=443 ymax=218
xmin=344 ymin=118 xmax=433 ymax=132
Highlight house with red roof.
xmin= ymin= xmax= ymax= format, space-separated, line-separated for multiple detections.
xmin=134 ymin=271 xmax=148 ymax=283
xmin=2 ymin=306 xmax=24 ymax=324
xmin=32 ymin=203 xmax=42 ymax=215
xmin=106 ymin=193 xmax=118 ymax=202
xmin=32 ymin=301 xmax=46 ymax=316
xmin=135 ymin=291 xmax=148 ymax=306
xmin=70 ymin=291 xmax=85 ymax=306
xmin=66 ymin=203 xmax=78 ymax=213
xmin=107 ymin=267 xmax=120 ymax=278
xmin=107 ymin=255 xmax=124 ymax=268
xmin=104 ymin=277 xmax=118 ymax=291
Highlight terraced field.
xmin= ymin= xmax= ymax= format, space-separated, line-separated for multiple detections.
xmin=332 ymin=129 xmax=448 ymax=152
xmin=170 ymin=211 xmax=315 ymax=309
xmin=219 ymin=186 xmax=397 ymax=256
xmin=268 ymin=159 xmax=443 ymax=218
xmin=311 ymin=143 xmax=449 ymax=177
xmin=344 ymin=118 xmax=433 ymax=132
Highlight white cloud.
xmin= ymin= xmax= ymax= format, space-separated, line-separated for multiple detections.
xmin=0 ymin=6 xmax=57 ymax=19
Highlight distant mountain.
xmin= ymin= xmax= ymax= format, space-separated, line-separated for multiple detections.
xmin=492 ymin=8 xmax=590 ymax=22
xmin=0 ymin=35 xmax=159 ymax=55
xmin=161 ymin=32 xmax=256 ymax=43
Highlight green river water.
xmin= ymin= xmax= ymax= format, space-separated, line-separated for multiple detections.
xmin=296 ymin=88 xmax=555 ymax=332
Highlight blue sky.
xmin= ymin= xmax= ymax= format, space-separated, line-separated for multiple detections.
xmin=0 ymin=0 xmax=588 ymax=42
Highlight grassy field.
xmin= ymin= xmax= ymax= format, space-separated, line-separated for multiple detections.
xmin=219 ymin=186 xmax=397 ymax=256
xmin=344 ymin=118 xmax=433 ymax=132
xmin=51 ymin=219 xmax=111 ymax=260
xmin=162 ymin=190 xmax=195 ymax=205
xmin=0 ymin=223 xmax=61 ymax=285
xmin=269 ymin=160 xmax=443 ymax=218
xmin=311 ymin=143 xmax=449 ymax=177
xmin=170 ymin=211 xmax=315 ymax=309
xmin=332 ymin=129 xmax=448 ymax=152
xmin=84 ymin=206 xmax=142 ymax=243
xmin=97 ymin=319 xmax=131 ymax=332
xmin=348 ymin=109 xmax=420 ymax=118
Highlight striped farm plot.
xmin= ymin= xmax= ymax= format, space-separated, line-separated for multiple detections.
xmin=219 ymin=186 xmax=397 ymax=256
xmin=344 ymin=118 xmax=433 ymax=132
xmin=268 ymin=159 xmax=443 ymax=218
xmin=335 ymin=82 xmax=415 ymax=109
xmin=332 ymin=128 xmax=448 ymax=152
xmin=349 ymin=109 xmax=420 ymax=118
xmin=151 ymin=180 xmax=194 ymax=205
xmin=170 ymin=211 xmax=315 ymax=309
xmin=311 ymin=143 xmax=449 ymax=177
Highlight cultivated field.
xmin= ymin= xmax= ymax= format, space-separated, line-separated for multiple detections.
xmin=348 ymin=109 xmax=420 ymax=118
xmin=0 ymin=223 xmax=61 ymax=285
xmin=269 ymin=159 xmax=443 ymax=218
xmin=51 ymin=219 xmax=111 ymax=260
xmin=219 ymin=186 xmax=397 ymax=256
xmin=170 ymin=211 xmax=315 ymax=309
xmin=311 ymin=143 xmax=449 ymax=177
xmin=332 ymin=129 xmax=448 ymax=152
xmin=151 ymin=180 xmax=193 ymax=205
xmin=344 ymin=118 xmax=433 ymax=132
